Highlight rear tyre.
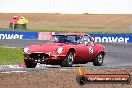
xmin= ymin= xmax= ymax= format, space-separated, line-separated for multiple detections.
xmin=93 ymin=53 xmax=104 ymax=66
xmin=24 ymin=60 xmax=37 ymax=68
xmin=61 ymin=51 xmax=74 ymax=67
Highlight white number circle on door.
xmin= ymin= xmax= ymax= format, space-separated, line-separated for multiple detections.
xmin=89 ymin=47 xmax=93 ymax=54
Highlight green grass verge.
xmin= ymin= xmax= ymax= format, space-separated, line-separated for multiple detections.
xmin=0 ymin=47 xmax=23 ymax=64
xmin=0 ymin=24 xmax=132 ymax=34
xmin=0 ymin=28 xmax=132 ymax=34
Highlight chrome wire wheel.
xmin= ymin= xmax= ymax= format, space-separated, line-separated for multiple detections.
xmin=97 ymin=54 xmax=103 ymax=64
xmin=93 ymin=53 xmax=104 ymax=66
xmin=61 ymin=51 xmax=74 ymax=67
xmin=67 ymin=52 xmax=74 ymax=65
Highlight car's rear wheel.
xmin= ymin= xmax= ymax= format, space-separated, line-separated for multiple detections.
xmin=24 ymin=60 xmax=37 ymax=68
xmin=61 ymin=51 xmax=74 ymax=67
xmin=93 ymin=53 xmax=104 ymax=66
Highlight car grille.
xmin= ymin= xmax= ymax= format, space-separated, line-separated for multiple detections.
xmin=29 ymin=53 xmax=49 ymax=61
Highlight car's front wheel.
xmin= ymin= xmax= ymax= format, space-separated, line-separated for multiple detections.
xmin=24 ymin=60 xmax=37 ymax=68
xmin=93 ymin=53 xmax=104 ymax=66
xmin=61 ymin=51 xmax=74 ymax=67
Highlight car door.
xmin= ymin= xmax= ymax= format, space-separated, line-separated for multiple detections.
xmin=73 ymin=44 xmax=86 ymax=63
xmin=81 ymin=36 xmax=95 ymax=61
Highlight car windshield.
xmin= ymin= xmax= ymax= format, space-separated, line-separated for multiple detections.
xmin=52 ymin=35 xmax=81 ymax=44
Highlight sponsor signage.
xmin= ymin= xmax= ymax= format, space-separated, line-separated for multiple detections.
xmin=0 ymin=31 xmax=38 ymax=40
xmin=0 ymin=31 xmax=132 ymax=43
xmin=90 ymin=34 xmax=132 ymax=43
xmin=0 ymin=31 xmax=53 ymax=40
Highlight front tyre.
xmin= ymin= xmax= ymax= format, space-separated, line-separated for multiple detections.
xmin=61 ymin=51 xmax=74 ymax=67
xmin=93 ymin=53 xmax=104 ymax=66
xmin=24 ymin=60 xmax=37 ymax=68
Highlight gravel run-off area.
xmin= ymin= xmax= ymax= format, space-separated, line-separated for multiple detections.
xmin=0 ymin=68 xmax=132 ymax=88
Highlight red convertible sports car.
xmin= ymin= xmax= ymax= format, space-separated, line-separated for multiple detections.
xmin=23 ymin=33 xmax=106 ymax=68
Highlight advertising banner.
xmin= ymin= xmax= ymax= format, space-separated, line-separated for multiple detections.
xmin=0 ymin=31 xmax=38 ymax=40
xmin=0 ymin=31 xmax=132 ymax=43
xmin=0 ymin=31 xmax=53 ymax=40
xmin=90 ymin=34 xmax=132 ymax=43
xmin=38 ymin=32 xmax=54 ymax=40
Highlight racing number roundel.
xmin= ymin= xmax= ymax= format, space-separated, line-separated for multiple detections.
xmin=89 ymin=47 xmax=94 ymax=54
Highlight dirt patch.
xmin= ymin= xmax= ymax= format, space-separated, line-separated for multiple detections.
xmin=0 ymin=68 xmax=132 ymax=88
xmin=0 ymin=13 xmax=132 ymax=33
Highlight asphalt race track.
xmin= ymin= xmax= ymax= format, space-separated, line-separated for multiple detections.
xmin=0 ymin=40 xmax=132 ymax=72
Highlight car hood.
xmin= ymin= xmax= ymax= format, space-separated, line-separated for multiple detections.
xmin=27 ymin=43 xmax=66 ymax=53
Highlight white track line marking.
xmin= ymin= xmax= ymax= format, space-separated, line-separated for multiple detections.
xmin=1 ymin=71 xmax=27 ymax=73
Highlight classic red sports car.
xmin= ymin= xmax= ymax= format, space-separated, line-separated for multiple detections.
xmin=23 ymin=33 xmax=106 ymax=68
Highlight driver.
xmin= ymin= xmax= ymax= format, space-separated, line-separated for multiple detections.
xmin=83 ymin=37 xmax=90 ymax=45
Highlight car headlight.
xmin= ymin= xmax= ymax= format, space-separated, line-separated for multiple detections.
xmin=23 ymin=47 xmax=29 ymax=53
xmin=57 ymin=47 xmax=63 ymax=54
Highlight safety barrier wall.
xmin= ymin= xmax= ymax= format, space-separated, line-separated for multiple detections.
xmin=0 ymin=31 xmax=53 ymax=40
xmin=0 ymin=31 xmax=38 ymax=40
xmin=90 ymin=34 xmax=132 ymax=43
xmin=0 ymin=31 xmax=132 ymax=43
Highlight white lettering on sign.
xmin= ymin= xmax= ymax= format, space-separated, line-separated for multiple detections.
xmin=0 ymin=34 xmax=23 ymax=39
xmin=93 ymin=37 xmax=129 ymax=43
xmin=108 ymin=37 xmax=118 ymax=42
xmin=102 ymin=37 xmax=109 ymax=42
